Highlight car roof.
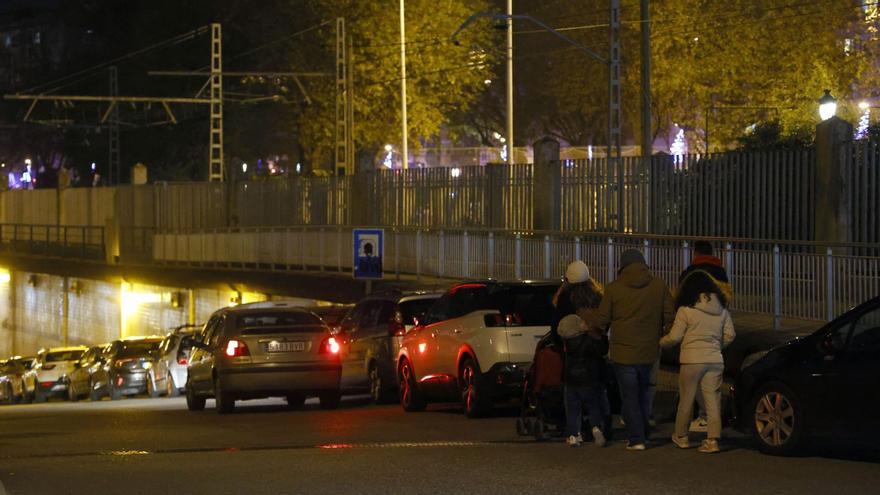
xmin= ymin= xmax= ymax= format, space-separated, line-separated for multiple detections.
xmin=363 ymin=290 xmax=444 ymax=303
xmin=41 ymin=346 xmax=89 ymax=353
xmin=449 ymin=280 xmax=560 ymax=290
xmin=116 ymin=336 xmax=165 ymax=343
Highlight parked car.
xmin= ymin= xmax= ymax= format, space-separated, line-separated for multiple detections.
xmin=186 ymin=302 xmax=342 ymax=414
xmin=6 ymin=356 xmax=35 ymax=403
xmin=149 ymin=325 xmax=202 ymax=397
xmin=397 ymin=280 xmax=559 ymax=417
xmin=337 ymin=291 xmax=441 ymax=403
xmin=0 ymin=359 xmax=27 ymax=404
xmin=91 ymin=337 xmax=164 ymax=400
xmin=732 ymin=296 xmax=880 ymax=455
xmin=67 ymin=345 xmax=110 ymax=401
xmin=27 ymin=346 xmax=88 ymax=402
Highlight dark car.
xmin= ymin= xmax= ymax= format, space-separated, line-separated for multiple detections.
xmin=67 ymin=345 xmax=111 ymax=401
xmin=0 ymin=359 xmax=27 ymax=404
xmin=337 ymin=292 xmax=440 ymax=403
xmin=91 ymin=337 xmax=164 ymax=400
xmin=732 ymin=296 xmax=880 ymax=455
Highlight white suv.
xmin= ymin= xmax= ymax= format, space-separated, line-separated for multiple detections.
xmin=27 ymin=346 xmax=88 ymax=402
xmin=397 ymin=281 xmax=558 ymax=417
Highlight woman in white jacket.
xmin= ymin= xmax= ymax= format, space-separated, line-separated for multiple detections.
xmin=661 ymin=270 xmax=735 ymax=453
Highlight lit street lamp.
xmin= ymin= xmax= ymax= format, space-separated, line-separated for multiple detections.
xmin=818 ymin=90 xmax=837 ymax=121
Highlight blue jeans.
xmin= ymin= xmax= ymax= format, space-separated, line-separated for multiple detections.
xmin=613 ymin=363 xmax=653 ymax=445
xmin=565 ymin=384 xmax=611 ymax=437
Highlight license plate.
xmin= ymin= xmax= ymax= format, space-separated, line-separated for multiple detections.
xmin=267 ymin=341 xmax=305 ymax=353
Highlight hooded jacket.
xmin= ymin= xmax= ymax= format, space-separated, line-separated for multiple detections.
xmin=586 ymin=262 xmax=675 ymax=365
xmin=660 ymin=293 xmax=736 ymax=364
xmin=679 ymin=255 xmax=729 ymax=284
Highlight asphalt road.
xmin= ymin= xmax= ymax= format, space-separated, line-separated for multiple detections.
xmin=0 ymin=395 xmax=878 ymax=495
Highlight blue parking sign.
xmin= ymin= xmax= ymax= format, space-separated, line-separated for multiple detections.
xmin=353 ymin=229 xmax=383 ymax=280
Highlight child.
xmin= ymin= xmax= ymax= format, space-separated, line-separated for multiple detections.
xmin=558 ymin=314 xmax=610 ymax=447
xmin=660 ymin=270 xmax=736 ymax=453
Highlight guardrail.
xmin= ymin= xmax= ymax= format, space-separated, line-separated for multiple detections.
xmin=153 ymin=226 xmax=879 ymax=326
xmin=0 ymin=223 xmax=105 ymax=260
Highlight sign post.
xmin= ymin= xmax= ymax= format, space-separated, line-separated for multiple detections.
xmin=353 ymin=229 xmax=383 ymax=290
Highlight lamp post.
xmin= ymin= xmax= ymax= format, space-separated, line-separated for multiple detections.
xmin=399 ymin=0 xmax=409 ymax=169
xmin=818 ymin=89 xmax=837 ymax=121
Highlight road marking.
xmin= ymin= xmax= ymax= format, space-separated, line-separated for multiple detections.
xmin=0 ymin=478 xmax=7 ymax=495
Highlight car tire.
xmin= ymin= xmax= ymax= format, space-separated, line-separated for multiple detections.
xmin=286 ymin=394 xmax=306 ymax=409
xmin=3 ymin=383 xmax=13 ymax=405
xmin=185 ymin=383 xmax=206 ymax=412
xmin=166 ymin=373 xmax=180 ymax=397
xmin=319 ymin=391 xmax=341 ymax=410
xmin=460 ymin=357 xmax=490 ymax=419
xmin=398 ymin=360 xmax=426 ymax=412
xmin=67 ymin=383 xmax=78 ymax=402
xmin=147 ymin=375 xmax=161 ymax=399
xmin=34 ymin=387 xmax=47 ymax=403
xmin=214 ymin=379 xmax=235 ymax=414
xmin=20 ymin=380 xmax=31 ymax=404
xmin=369 ymin=364 xmax=394 ymax=405
xmin=749 ymin=381 xmax=806 ymax=456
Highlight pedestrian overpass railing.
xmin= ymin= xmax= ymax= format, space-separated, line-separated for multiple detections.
xmin=152 ymin=226 xmax=879 ymax=326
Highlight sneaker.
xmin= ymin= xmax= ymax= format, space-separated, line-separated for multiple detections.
xmin=626 ymin=442 xmax=646 ymax=451
xmin=671 ymin=435 xmax=691 ymax=449
xmin=567 ymin=435 xmax=581 ymax=447
xmin=689 ymin=417 xmax=709 ymax=433
xmin=592 ymin=426 xmax=606 ymax=448
xmin=698 ymin=439 xmax=720 ymax=454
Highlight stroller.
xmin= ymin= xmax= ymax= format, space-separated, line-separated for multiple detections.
xmin=516 ymin=331 xmax=622 ymax=441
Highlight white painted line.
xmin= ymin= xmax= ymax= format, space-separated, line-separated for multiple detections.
xmin=0 ymin=477 xmax=8 ymax=495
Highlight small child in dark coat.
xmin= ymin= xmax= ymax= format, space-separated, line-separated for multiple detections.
xmin=558 ymin=314 xmax=611 ymax=447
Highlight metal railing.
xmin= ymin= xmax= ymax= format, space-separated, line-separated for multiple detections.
xmin=153 ymin=226 xmax=880 ymax=325
xmin=0 ymin=223 xmax=105 ymax=259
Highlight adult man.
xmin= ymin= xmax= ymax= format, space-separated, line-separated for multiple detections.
xmin=587 ymin=249 xmax=674 ymax=450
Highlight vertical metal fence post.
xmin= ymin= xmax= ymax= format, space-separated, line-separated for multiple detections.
xmin=515 ymin=234 xmax=522 ymax=280
xmin=773 ymin=245 xmax=782 ymax=330
xmin=416 ymin=230 xmax=422 ymax=281
xmin=825 ymin=247 xmax=834 ymax=321
xmin=682 ymin=240 xmax=690 ymax=268
xmin=574 ymin=236 xmax=581 ymax=262
xmin=439 ymin=230 xmax=445 ymax=278
xmin=337 ymin=227 xmax=342 ymax=273
xmin=394 ymin=229 xmax=400 ymax=281
xmin=544 ymin=235 xmax=551 ymax=279
xmin=643 ymin=238 xmax=651 ymax=266
xmin=606 ymin=237 xmax=614 ymax=283
xmin=725 ymin=242 xmax=733 ymax=284
xmin=301 ymin=226 xmax=306 ymax=271
xmin=488 ymin=232 xmax=495 ymax=279
xmin=319 ymin=228 xmax=325 ymax=272
xmin=463 ymin=231 xmax=469 ymax=278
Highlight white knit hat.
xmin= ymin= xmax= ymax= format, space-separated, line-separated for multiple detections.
xmin=557 ymin=314 xmax=588 ymax=339
xmin=565 ymin=260 xmax=591 ymax=284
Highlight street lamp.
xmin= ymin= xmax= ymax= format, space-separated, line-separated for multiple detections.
xmin=818 ymin=90 xmax=837 ymax=121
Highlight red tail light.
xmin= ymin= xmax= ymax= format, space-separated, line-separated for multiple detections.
xmin=484 ymin=313 xmax=523 ymax=327
xmin=225 ymin=339 xmax=250 ymax=358
xmin=388 ymin=320 xmax=406 ymax=337
xmin=319 ymin=336 xmax=341 ymax=355
xmin=39 ymin=381 xmax=55 ymax=388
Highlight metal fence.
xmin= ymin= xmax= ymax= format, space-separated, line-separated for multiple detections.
xmin=0 ymin=223 xmax=105 ymax=260
xmin=153 ymin=226 xmax=879 ymax=325
xmin=849 ymin=139 xmax=880 ymax=245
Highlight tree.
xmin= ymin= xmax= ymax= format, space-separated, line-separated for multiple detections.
xmin=296 ymin=0 xmax=496 ymax=169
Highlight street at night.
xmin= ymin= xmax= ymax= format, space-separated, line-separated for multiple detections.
xmin=2 ymin=395 xmax=880 ymax=495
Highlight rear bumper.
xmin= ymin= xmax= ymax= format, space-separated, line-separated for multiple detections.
xmin=36 ymin=379 xmax=68 ymax=395
xmin=482 ymin=362 xmax=530 ymax=401
xmin=218 ymin=363 xmax=341 ymax=394
xmin=113 ymin=371 xmax=148 ymax=394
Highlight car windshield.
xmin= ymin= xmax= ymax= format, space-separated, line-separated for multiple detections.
xmin=45 ymin=350 xmax=85 ymax=362
xmin=236 ymin=312 xmax=324 ymax=335
xmin=117 ymin=341 xmax=162 ymax=358
xmin=400 ymin=298 xmax=438 ymax=325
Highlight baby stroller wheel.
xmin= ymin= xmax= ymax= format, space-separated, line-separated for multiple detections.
xmin=516 ymin=417 xmax=529 ymax=436
xmin=534 ymin=418 xmax=550 ymax=442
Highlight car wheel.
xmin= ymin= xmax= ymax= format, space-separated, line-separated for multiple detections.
xmin=3 ymin=383 xmax=13 ymax=405
xmin=460 ymin=357 xmax=490 ymax=419
xmin=369 ymin=365 xmax=393 ymax=404
xmin=398 ymin=360 xmax=426 ymax=412
xmin=185 ymin=383 xmax=206 ymax=412
xmin=214 ymin=379 xmax=235 ymax=414
xmin=20 ymin=380 xmax=31 ymax=404
xmin=67 ymin=383 xmax=78 ymax=402
xmin=319 ymin=391 xmax=341 ymax=410
xmin=147 ymin=375 xmax=161 ymax=398
xmin=750 ymin=381 xmax=805 ymax=456
xmin=34 ymin=387 xmax=47 ymax=403
xmin=286 ymin=394 xmax=306 ymax=409
xmin=166 ymin=373 xmax=180 ymax=397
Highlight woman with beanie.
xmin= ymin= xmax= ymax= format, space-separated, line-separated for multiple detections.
xmin=661 ymin=270 xmax=736 ymax=453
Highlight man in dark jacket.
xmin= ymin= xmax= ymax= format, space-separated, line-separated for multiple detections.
xmin=558 ymin=314 xmax=610 ymax=447
xmin=679 ymin=241 xmax=729 ymax=284
xmin=587 ymin=249 xmax=674 ymax=451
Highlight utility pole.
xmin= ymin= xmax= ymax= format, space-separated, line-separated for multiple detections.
xmin=506 ymin=0 xmax=514 ymax=165
xmin=609 ymin=0 xmax=623 ymax=231
xmin=399 ymin=0 xmax=409 ymax=169
xmin=640 ymin=0 xmax=651 ymax=161
xmin=109 ymin=66 xmax=120 ymax=185
xmin=208 ymin=23 xmax=224 ymax=182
